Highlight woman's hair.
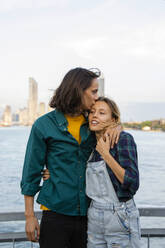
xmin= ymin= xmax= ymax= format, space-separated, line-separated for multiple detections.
xmin=97 ymin=97 xmax=121 ymax=124
xmin=49 ymin=67 xmax=100 ymax=114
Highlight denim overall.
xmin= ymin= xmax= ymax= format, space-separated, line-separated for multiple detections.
xmin=86 ymin=157 xmax=141 ymax=248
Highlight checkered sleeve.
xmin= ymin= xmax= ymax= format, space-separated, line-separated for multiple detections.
xmin=117 ymin=132 xmax=139 ymax=195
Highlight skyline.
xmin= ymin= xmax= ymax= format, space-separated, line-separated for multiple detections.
xmin=1 ymin=101 xmax=165 ymax=123
xmin=0 ymin=74 xmax=106 ymax=125
xmin=0 ymin=77 xmax=49 ymax=126
xmin=0 ymin=0 xmax=165 ymax=110
xmin=1 ymin=85 xmax=165 ymax=123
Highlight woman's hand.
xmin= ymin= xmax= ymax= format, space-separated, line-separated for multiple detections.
xmin=104 ymin=124 xmax=123 ymax=149
xmin=43 ymin=168 xmax=50 ymax=181
xmin=96 ymin=136 xmax=110 ymax=158
xmin=96 ymin=135 xmax=125 ymax=184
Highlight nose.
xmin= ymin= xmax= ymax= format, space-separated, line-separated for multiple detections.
xmin=94 ymin=92 xmax=99 ymax=101
xmin=93 ymin=111 xmax=98 ymax=118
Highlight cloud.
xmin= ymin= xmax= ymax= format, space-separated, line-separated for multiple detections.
xmin=121 ymin=24 xmax=165 ymax=59
xmin=63 ymin=37 xmax=108 ymax=59
xmin=0 ymin=0 xmax=70 ymax=12
xmin=0 ymin=0 xmax=165 ymax=106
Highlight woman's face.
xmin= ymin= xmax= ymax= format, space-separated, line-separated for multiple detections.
xmin=82 ymin=79 xmax=99 ymax=110
xmin=89 ymin=101 xmax=114 ymax=131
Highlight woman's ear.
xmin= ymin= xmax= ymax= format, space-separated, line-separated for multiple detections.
xmin=111 ymin=118 xmax=116 ymax=124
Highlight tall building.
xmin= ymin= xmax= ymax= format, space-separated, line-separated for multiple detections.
xmin=38 ymin=102 xmax=46 ymax=117
xmin=2 ymin=105 xmax=12 ymax=126
xmin=28 ymin=77 xmax=38 ymax=125
xmin=19 ymin=108 xmax=28 ymax=126
xmin=98 ymin=73 xmax=105 ymax=96
xmin=12 ymin=112 xmax=19 ymax=124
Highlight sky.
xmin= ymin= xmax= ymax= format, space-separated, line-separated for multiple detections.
xmin=0 ymin=0 xmax=165 ymax=113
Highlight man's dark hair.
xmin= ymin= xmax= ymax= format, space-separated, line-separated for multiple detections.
xmin=49 ymin=67 xmax=100 ymax=114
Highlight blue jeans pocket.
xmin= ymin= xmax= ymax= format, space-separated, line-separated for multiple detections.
xmin=115 ymin=208 xmax=130 ymax=232
xmin=127 ymin=207 xmax=141 ymax=239
xmin=104 ymin=209 xmax=129 ymax=234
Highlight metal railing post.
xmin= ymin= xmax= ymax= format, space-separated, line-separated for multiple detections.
xmin=147 ymin=235 xmax=150 ymax=248
xmin=12 ymin=239 xmax=15 ymax=248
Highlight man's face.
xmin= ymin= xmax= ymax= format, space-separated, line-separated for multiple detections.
xmin=82 ymin=79 xmax=99 ymax=110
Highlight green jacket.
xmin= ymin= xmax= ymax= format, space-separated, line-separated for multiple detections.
xmin=21 ymin=110 xmax=95 ymax=216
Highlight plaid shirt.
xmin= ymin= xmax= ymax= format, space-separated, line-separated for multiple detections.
xmin=89 ymin=131 xmax=139 ymax=201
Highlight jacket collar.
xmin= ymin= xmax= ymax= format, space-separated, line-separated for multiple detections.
xmin=54 ymin=109 xmax=89 ymax=126
xmin=53 ymin=109 xmax=68 ymax=127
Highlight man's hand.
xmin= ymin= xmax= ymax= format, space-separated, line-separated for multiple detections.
xmin=42 ymin=168 xmax=50 ymax=181
xmin=104 ymin=124 xmax=122 ymax=149
xmin=25 ymin=216 xmax=40 ymax=242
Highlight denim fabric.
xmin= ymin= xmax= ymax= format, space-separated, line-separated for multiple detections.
xmin=86 ymin=159 xmax=141 ymax=248
xmin=86 ymin=159 xmax=119 ymax=203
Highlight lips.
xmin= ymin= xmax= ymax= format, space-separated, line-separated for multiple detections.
xmin=90 ymin=120 xmax=99 ymax=125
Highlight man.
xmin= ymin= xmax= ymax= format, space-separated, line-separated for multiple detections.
xmin=21 ymin=67 xmax=121 ymax=248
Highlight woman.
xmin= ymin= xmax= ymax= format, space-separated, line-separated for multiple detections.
xmin=87 ymin=97 xmax=140 ymax=248
xmin=21 ymin=68 xmax=121 ymax=248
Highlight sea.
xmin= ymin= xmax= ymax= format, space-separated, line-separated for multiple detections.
xmin=0 ymin=126 xmax=165 ymax=248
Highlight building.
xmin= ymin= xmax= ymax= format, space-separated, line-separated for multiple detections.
xmin=142 ymin=126 xmax=151 ymax=131
xmin=160 ymin=119 xmax=165 ymax=125
xmin=98 ymin=73 xmax=105 ymax=96
xmin=19 ymin=108 xmax=28 ymax=126
xmin=38 ymin=102 xmax=46 ymax=117
xmin=28 ymin=77 xmax=38 ymax=125
xmin=12 ymin=112 xmax=19 ymax=125
xmin=2 ymin=105 xmax=12 ymax=126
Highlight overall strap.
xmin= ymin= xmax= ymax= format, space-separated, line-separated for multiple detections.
xmin=87 ymin=150 xmax=94 ymax=163
xmin=103 ymin=161 xmax=120 ymax=203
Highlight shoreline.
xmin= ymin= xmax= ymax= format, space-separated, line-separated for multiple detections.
xmin=123 ymin=127 xmax=164 ymax=133
xmin=0 ymin=125 xmax=164 ymax=133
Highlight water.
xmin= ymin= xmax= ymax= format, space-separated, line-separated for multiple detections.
xmin=0 ymin=127 xmax=165 ymax=247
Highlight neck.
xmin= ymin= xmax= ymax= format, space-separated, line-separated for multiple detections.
xmin=95 ymin=130 xmax=105 ymax=141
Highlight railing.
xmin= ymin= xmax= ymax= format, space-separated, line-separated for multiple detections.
xmin=0 ymin=208 xmax=165 ymax=248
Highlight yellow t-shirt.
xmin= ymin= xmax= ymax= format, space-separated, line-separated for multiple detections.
xmin=40 ymin=114 xmax=86 ymax=210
